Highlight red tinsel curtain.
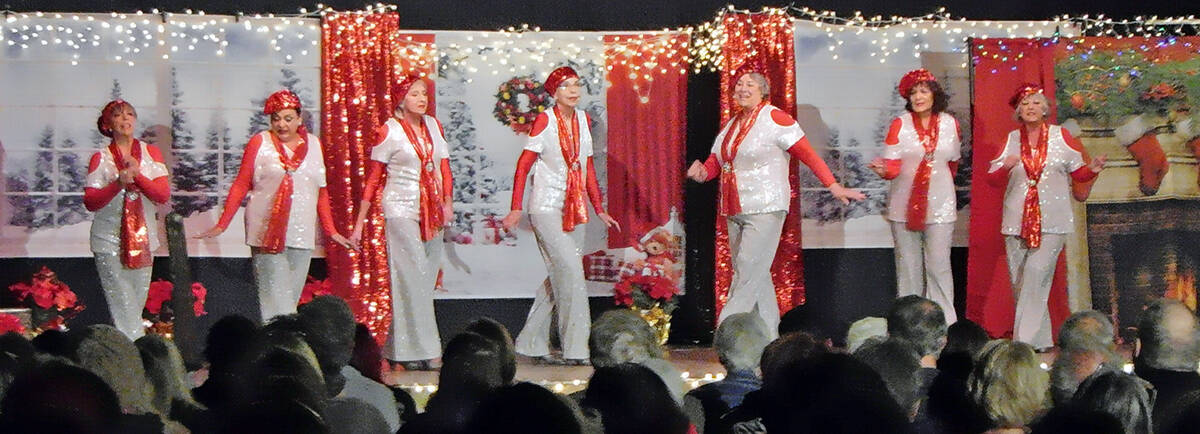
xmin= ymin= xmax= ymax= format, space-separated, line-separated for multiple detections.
xmin=320 ymin=12 xmax=402 ymax=344
xmin=603 ymin=33 xmax=689 ymax=247
xmin=715 ymin=11 xmax=802 ymax=319
xmin=967 ymin=38 xmax=1070 ymax=339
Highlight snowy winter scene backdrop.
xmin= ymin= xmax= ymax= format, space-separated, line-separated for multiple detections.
xmin=0 ymin=14 xmax=320 ymax=257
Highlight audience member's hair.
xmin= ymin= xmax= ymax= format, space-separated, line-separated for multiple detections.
xmin=581 ymin=363 xmax=691 ymax=434
xmin=714 ymin=312 xmax=771 ymax=373
xmin=778 ymin=302 xmax=821 ymax=339
xmin=30 ymin=329 xmax=71 ymax=359
xmin=942 ymin=319 xmax=990 ymax=359
xmin=1158 ymin=390 xmax=1200 ymax=434
xmin=297 ymin=295 xmax=357 ymax=395
xmin=407 ymin=332 xmax=504 ymax=434
xmin=760 ymin=331 xmax=827 ymax=389
xmin=1136 ymin=298 xmax=1200 ymax=371
xmin=204 ymin=315 xmax=258 ymax=373
xmin=846 ymin=317 xmax=887 ymax=354
xmin=324 ymin=397 xmax=391 ymax=434
xmin=466 ymin=382 xmax=583 ymax=434
xmin=1030 ymin=406 xmax=1124 ymax=434
xmin=249 ymin=346 xmax=329 ymax=415
xmin=1072 ymin=371 xmax=1155 ymax=434
xmin=464 ymin=317 xmax=517 ymax=384
xmin=0 ymin=332 xmax=34 ymax=399
xmin=349 ymin=323 xmax=384 ymax=383
xmin=854 ymin=338 xmax=923 ymax=416
xmin=588 ymin=309 xmax=663 ymax=367
xmin=438 ymin=331 xmax=504 ymax=394
xmin=887 ymin=295 xmax=948 ymax=357
xmin=1059 ymin=310 xmax=1116 ymax=352
xmin=135 ymin=334 xmax=199 ymax=416
xmin=222 ymin=398 xmax=328 ymax=434
xmin=1050 ymin=310 xmax=1122 ymax=405
xmin=769 ymin=352 xmax=911 ymax=433
xmin=968 ymin=339 xmax=1049 ymax=429
xmin=70 ymin=325 xmax=156 ymax=414
xmin=0 ymin=360 xmax=122 ymax=433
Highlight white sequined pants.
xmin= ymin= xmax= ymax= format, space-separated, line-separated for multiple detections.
xmin=891 ymin=222 xmax=957 ymax=324
xmin=515 ymin=212 xmax=590 ymax=360
xmin=252 ymin=247 xmax=312 ymax=322
xmin=719 ymin=211 xmax=786 ymax=340
xmin=94 ymin=252 xmax=152 ymax=340
xmin=383 ymin=217 xmax=443 ymax=361
xmin=1005 ymin=233 xmax=1066 ymax=349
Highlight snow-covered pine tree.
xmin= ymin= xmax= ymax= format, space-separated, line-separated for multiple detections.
xmin=54 ymin=135 xmax=88 ymax=226
xmin=169 ymin=66 xmax=218 ymax=216
xmin=7 ymin=127 xmax=58 ymax=227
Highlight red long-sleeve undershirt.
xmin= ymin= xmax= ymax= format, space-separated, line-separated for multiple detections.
xmin=509 ymin=150 xmax=605 ymax=214
xmin=213 ymin=134 xmax=338 ymax=237
xmin=83 ymin=145 xmax=170 ymax=211
xmin=701 ymin=136 xmax=838 ymax=186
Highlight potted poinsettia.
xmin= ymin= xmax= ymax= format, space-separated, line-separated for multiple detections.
xmin=299 ymin=276 xmax=332 ymax=306
xmin=8 ymin=266 xmax=84 ymax=332
xmin=143 ymin=280 xmax=208 ymax=336
xmin=613 ymin=274 xmax=679 ymax=344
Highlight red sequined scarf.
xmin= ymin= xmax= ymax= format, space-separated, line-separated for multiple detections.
xmin=398 ymin=116 xmax=444 ymax=241
xmin=717 ymin=101 xmax=767 ymax=217
xmin=1019 ymin=122 xmax=1049 ymax=249
xmin=108 ymin=140 xmax=152 ymax=269
xmin=260 ymin=130 xmax=308 ymax=254
xmin=905 ymin=113 xmax=940 ymax=231
xmin=554 ymin=106 xmax=588 ymax=232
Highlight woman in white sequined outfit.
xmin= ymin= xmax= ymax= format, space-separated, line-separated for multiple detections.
xmin=350 ymin=75 xmax=453 ymax=370
xmin=987 ymin=84 xmax=1105 ymax=350
xmin=868 ymin=69 xmax=961 ymax=324
xmin=199 ymin=90 xmax=353 ymax=323
xmin=501 ymin=66 xmax=620 ymax=365
xmin=85 ymin=100 xmax=171 ymax=339
xmin=686 ymin=69 xmax=864 ymax=337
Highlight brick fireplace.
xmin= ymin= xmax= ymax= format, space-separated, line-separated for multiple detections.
xmin=1087 ymin=200 xmax=1200 ymax=341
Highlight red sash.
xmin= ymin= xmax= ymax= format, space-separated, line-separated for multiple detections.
xmin=260 ymin=131 xmax=308 ymax=254
xmin=905 ymin=113 xmax=940 ymax=231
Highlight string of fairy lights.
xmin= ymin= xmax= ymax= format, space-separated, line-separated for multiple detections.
xmin=4 ymin=4 xmax=1199 ymax=75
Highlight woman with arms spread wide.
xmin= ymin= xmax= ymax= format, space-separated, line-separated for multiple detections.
xmin=350 ymin=75 xmax=453 ymax=370
xmin=687 ymin=68 xmax=864 ymax=337
xmin=85 ymin=99 xmax=170 ymax=339
xmin=502 ymin=66 xmax=620 ymax=365
xmin=868 ymin=68 xmax=961 ymax=324
xmin=199 ymin=90 xmax=352 ymax=322
xmin=988 ymin=84 xmax=1104 ymax=350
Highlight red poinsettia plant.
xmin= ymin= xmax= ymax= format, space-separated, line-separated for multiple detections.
xmin=613 ymin=274 xmax=680 ymax=314
xmin=7 ymin=266 xmax=84 ymax=331
xmin=143 ymin=279 xmax=208 ymax=324
xmin=299 ymin=276 xmax=332 ymax=306
xmin=0 ymin=313 xmax=26 ymax=335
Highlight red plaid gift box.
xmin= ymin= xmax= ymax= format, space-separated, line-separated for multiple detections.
xmin=583 ymin=250 xmax=622 ymax=282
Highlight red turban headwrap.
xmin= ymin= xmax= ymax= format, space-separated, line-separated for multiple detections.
xmin=898 ymin=68 xmax=937 ymax=98
xmin=393 ymin=74 xmax=427 ymax=108
xmin=264 ymin=90 xmax=302 ymax=115
xmin=543 ymin=66 xmax=579 ymax=96
xmin=1009 ymin=84 xmax=1045 ymax=108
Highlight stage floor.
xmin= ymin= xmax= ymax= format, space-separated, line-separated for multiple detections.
xmin=387 ymin=346 xmax=724 ymax=403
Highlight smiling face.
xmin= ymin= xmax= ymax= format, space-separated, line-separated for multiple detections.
xmin=908 ymin=83 xmax=934 ymax=115
xmin=106 ymin=104 xmax=138 ymax=139
xmin=400 ymin=80 xmax=429 ymax=116
xmin=270 ymin=108 xmax=302 ymax=140
xmin=733 ymin=74 xmax=766 ymax=110
xmin=553 ymin=77 xmax=582 ymax=109
xmin=1017 ymin=94 xmax=1048 ymax=123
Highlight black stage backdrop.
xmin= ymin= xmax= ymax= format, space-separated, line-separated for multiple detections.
xmin=0 ymin=0 xmax=1189 ymax=355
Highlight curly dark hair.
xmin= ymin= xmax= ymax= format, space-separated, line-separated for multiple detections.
xmin=904 ymin=80 xmax=950 ymax=114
